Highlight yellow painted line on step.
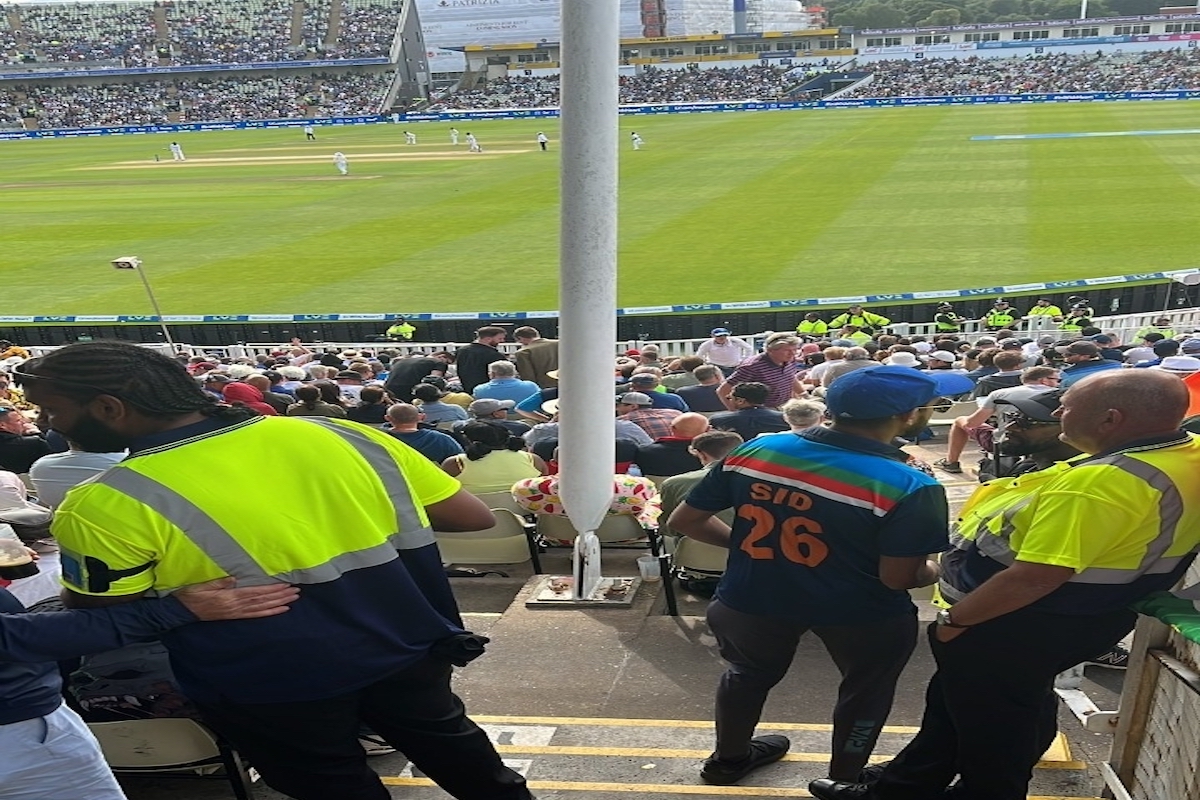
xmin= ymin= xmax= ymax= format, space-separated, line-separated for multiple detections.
xmin=381 ymin=777 xmax=1096 ymax=799
xmin=382 ymin=777 xmax=813 ymax=795
xmin=1036 ymin=733 xmax=1087 ymax=769
xmin=493 ymin=744 xmax=887 ymax=762
xmin=490 ymin=744 xmax=1083 ymax=771
xmin=472 ymin=715 xmax=920 ymax=734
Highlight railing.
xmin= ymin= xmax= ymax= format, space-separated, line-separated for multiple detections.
xmin=20 ymin=307 xmax=1200 ymax=361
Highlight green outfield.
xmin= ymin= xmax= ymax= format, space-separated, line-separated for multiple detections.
xmin=3 ymin=100 xmax=1200 ymax=317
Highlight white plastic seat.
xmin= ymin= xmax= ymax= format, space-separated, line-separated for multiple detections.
xmin=536 ymin=513 xmax=648 ymax=546
xmin=88 ymin=718 xmax=256 ymax=799
xmin=435 ymin=509 xmax=540 ymax=567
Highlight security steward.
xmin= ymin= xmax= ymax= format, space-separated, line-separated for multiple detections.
xmin=932 ymin=303 xmax=966 ymax=334
xmin=384 ymin=316 xmax=416 ymax=341
xmin=982 ymin=299 xmax=1019 ymax=331
xmin=1059 ymin=304 xmax=1092 ymax=334
xmin=796 ymin=312 xmax=829 ymax=338
xmin=15 ymin=341 xmax=532 ymax=800
xmin=828 ymin=304 xmax=890 ymax=335
xmin=810 ymin=369 xmax=1200 ymax=800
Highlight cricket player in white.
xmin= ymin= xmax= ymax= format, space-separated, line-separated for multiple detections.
xmin=333 ymin=152 xmax=348 ymax=175
xmin=304 ymin=124 xmax=315 ymax=140
xmin=404 ymin=131 xmax=417 ymax=144
xmin=450 ymin=127 xmax=460 ymax=145
xmin=630 ymin=132 xmax=643 ymax=150
xmin=466 ymin=132 xmax=481 ymax=153
xmin=169 ymin=141 xmax=186 ymax=161
xmin=537 ymin=132 xmax=548 ymax=151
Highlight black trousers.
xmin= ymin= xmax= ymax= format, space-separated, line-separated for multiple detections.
xmin=874 ymin=607 xmax=1135 ymax=800
xmin=195 ymin=656 xmax=530 ymax=800
xmin=707 ymin=600 xmax=919 ymax=781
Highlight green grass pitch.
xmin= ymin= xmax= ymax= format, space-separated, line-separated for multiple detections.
xmin=3 ymin=100 xmax=1200 ymax=317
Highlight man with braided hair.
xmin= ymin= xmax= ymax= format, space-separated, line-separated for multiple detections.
xmin=13 ymin=341 xmax=532 ymax=800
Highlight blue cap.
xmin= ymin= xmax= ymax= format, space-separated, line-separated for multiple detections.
xmin=711 ymin=328 xmax=731 ymax=336
xmin=826 ymin=366 xmax=974 ymax=420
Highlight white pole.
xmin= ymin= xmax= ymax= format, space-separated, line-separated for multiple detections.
xmin=1079 ymin=0 xmax=1088 ymax=19
xmin=558 ymin=0 xmax=620 ymax=600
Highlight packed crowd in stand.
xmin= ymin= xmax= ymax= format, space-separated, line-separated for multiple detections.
xmin=15 ymin=1 xmax=158 ymax=67
xmin=2 ymin=70 xmax=390 ymax=127
xmin=0 ymin=0 xmax=404 ymax=67
xmin=847 ymin=49 xmax=1200 ymax=98
xmin=2 ymin=303 xmax=1200 ymax=799
xmin=430 ymin=64 xmax=800 ymax=110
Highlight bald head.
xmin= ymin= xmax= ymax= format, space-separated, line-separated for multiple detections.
xmin=1058 ymin=370 xmax=1189 ymax=454
xmin=671 ymin=412 xmax=711 ymax=439
xmin=386 ymin=403 xmax=422 ymax=427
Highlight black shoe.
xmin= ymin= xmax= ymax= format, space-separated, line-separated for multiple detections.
xmin=809 ymin=778 xmax=874 ymax=800
xmin=700 ymin=735 xmax=790 ymax=785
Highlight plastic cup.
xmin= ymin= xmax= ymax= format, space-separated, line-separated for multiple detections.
xmin=637 ymin=555 xmax=661 ymax=582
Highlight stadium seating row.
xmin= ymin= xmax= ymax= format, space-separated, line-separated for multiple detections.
xmin=0 ymin=0 xmax=403 ymax=67
xmin=0 ymin=71 xmax=392 ymax=128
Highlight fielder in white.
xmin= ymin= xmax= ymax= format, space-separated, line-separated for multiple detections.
xmin=537 ymin=131 xmax=549 ymax=151
xmin=304 ymin=124 xmax=315 ymax=140
xmin=630 ymin=132 xmax=643 ymax=150
xmin=450 ymin=127 xmax=459 ymax=145
xmin=404 ymin=130 xmax=417 ymax=145
xmin=466 ymin=132 xmax=482 ymax=153
xmin=169 ymin=141 xmax=186 ymax=161
xmin=333 ymin=151 xmax=348 ymax=175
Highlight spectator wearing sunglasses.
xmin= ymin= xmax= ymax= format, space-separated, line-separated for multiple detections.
xmin=935 ymin=366 xmax=1061 ymax=475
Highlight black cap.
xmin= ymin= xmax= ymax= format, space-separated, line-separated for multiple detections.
xmin=995 ymin=389 xmax=1065 ymax=422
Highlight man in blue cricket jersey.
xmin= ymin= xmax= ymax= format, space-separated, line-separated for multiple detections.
xmin=669 ymin=366 xmax=972 ymax=787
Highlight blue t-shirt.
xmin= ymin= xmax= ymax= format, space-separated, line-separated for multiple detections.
xmin=686 ymin=428 xmax=949 ymax=625
xmin=473 ymin=378 xmax=541 ymax=405
xmin=389 ymin=428 xmax=464 ymax=464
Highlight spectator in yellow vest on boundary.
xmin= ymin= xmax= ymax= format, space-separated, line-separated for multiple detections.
xmin=982 ymin=300 xmax=1020 ymax=331
xmin=796 ymin=312 xmax=829 ymax=338
xmin=828 ymin=305 xmax=890 ymax=335
xmin=1025 ymin=298 xmax=1063 ymax=321
xmin=1135 ymin=316 xmax=1176 ymax=343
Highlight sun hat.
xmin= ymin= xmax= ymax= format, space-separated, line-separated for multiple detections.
xmin=616 ymin=392 xmax=654 ymax=407
xmin=825 ymin=366 xmax=973 ymax=420
xmin=1150 ymin=355 xmax=1200 ymax=374
xmin=928 ymin=350 xmax=958 ymax=363
xmin=884 ymin=352 xmax=921 ymax=367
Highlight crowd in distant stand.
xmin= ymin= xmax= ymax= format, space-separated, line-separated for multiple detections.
xmin=847 ymin=49 xmax=1200 ymax=98
xmin=0 ymin=0 xmax=403 ymax=67
xmin=3 ymin=71 xmax=391 ymax=128
xmin=430 ymin=64 xmax=800 ymax=110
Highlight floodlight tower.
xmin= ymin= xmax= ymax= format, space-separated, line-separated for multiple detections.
xmin=111 ymin=256 xmax=175 ymax=348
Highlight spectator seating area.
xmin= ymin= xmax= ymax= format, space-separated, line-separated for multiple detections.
xmin=2 ymin=71 xmax=392 ymax=128
xmin=844 ymin=49 xmax=1200 ymax=98
xmin=431 ymin=64 xmax=801 ymax=110
xmin=0 ymin=0 xmax=405 ymax=67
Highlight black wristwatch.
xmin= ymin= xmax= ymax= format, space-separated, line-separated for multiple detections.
xmin=936 ymin=609 xmax=971 ymax=629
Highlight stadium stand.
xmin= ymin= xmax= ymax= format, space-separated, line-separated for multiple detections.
xmin=334 ymin=0 xmax=404 ymax=60
xmin=844 ymin=50 xmax=1200 ymax=98
xmin=165 ymin=0 xmax=295 ymax=65
xmin=430 ymin=64 xmax=800 ymax=110
xmin=8 ymin=71 xmax=392 ymax=128
xmin=0 ymin=0 xmax=402 ymax=67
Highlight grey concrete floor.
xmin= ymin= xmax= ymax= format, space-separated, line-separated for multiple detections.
xmin=121 ymin=435 xmax=1120 ymax=800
